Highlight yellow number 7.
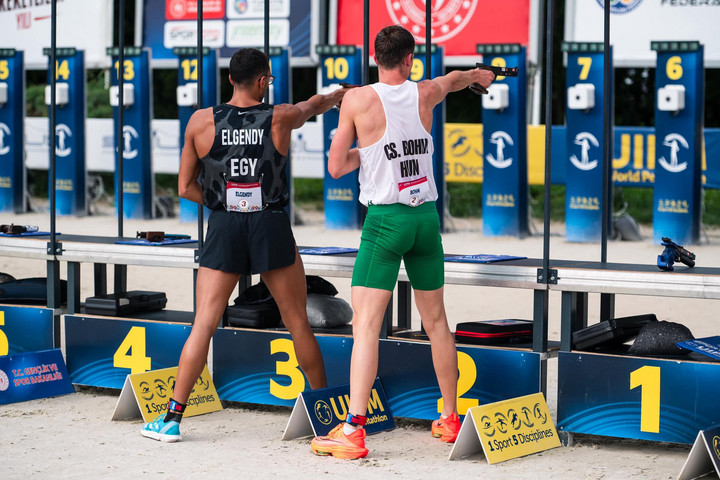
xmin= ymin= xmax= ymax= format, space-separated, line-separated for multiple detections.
xmin=577 ymin=57 xmax=592 ymax=81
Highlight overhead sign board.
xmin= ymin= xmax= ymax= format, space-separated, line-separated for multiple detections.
xmin=565 ymin=0 xmax=720 ymax=67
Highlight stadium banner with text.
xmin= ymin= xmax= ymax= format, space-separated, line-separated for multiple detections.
xmin=565 ymin=0 xmax=720 ymax=67
xmin=0 ymin=0 xmax=113 ymax=69
xmin=142 ymin=0 xmax=318 ymax=63
xmin=333 ymin=0 xmax=533 ymax=62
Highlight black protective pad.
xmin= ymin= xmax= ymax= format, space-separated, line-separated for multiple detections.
xmin=628 ymin=320 xmax=694 ymax=356
xmin=306 ymin=294 xmax=351 ymax=328
xmin=0 ymin=277 xmax=67 ymax=305
xmin=572 ymin=314 xmax=657 ymax=350
xmin=84 ymin=291 xmax=167 ymax=316
xmin=306 ymin=275 xmax=338 ymax=296
xmin=455 ymin=319 xmax=533 ymax=345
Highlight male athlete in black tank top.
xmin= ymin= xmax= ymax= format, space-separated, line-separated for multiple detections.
xmin=140 ymin=48 xmax=350 ymax=443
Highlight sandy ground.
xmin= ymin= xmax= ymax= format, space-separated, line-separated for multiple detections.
xmin=1 ymin=204 xmax=719 ymax=479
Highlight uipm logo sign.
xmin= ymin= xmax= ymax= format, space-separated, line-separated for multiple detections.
xmin=485 ymin=131 xmax=513 ymax=169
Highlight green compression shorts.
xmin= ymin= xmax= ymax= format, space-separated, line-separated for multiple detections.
xmin=351 ymin=201 xmax=444 ymax=291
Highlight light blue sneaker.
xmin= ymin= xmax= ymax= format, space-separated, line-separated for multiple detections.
xmin=141 ymin=414 xmax=182 ymax=442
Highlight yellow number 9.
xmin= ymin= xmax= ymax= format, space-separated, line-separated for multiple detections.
xmin=666 ymin=56 xmax=683 ymax=81
xmin=410 ymin=58 xmax=424 ymax=82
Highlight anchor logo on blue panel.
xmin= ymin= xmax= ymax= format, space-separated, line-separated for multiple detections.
xmin=55 ymin=124 xmax=72 ymax=157
xmin=122 ymin=125 xmax=139 ymax=159
xmin=0 ymin=123 xmax=10 ymax=155
xmin=570 ymin=132 xmax=599 ymax=171
xmin=485 ymin=131 xmax=513 ymax=169
xmin=658 ymin=133 xmax=688 ymax=173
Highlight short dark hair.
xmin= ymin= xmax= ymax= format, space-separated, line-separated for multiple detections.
xmin=374 ymin=25 xmax=415 ymax=69
xmin=229 ymin=48 xmax=270 ymax=86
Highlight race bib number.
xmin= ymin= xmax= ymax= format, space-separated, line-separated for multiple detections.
xmin=225 ymin=181 xmax=263 ymax=212
xmin=398 ymin=177 xmax=430 ymax=207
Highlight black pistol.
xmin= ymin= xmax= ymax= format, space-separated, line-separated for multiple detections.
xmin=469 ymin=63 xmax=519 ymax=95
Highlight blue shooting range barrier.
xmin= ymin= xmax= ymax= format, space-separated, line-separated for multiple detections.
xmin=563 ymin=42 xmax=612 ymax=243
xmin=44 ymin=48 xmax=86 ymax=216
xmin=411 ymin=44 xmax=446 ymax=232
xmin=268 ymin=47 xmax=293 ymax=220
xmin=175 ymin=47 xmax=218 ymax=223
xmin=477 ymin=44 xmax=528 ymax=237
xmin=316 ymin=44 xmax=364 ymax=230
xmin=651 ymin=41 xmax=704 ymax=245
xmin=0 ymin=49 xmax=24 ymax=213
xmin=108 ymin=47 xmax=153 ymax=219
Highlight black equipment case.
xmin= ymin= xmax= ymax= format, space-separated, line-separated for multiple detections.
xmin=455 ymin=319 xmax=533 ymax=345
xmin=84 ymin=291 xmax=167 ymax=317
xmin=225 ymin=304 xmax=282 ymax=329
xmin=571 ymin=313 xmax=658 ymax=350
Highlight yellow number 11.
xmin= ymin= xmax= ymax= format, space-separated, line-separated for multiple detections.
xmin=630 ymin=366 xmax=660 ymax=433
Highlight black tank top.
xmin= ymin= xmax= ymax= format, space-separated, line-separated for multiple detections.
xmin=199 ymin=103 xmax=289 ymax=210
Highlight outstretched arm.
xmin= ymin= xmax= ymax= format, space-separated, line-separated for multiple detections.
xmin=421 ymin=67 xmax=496 ymax=108
xmin=281 ymin=87 xmax=349 ymax=130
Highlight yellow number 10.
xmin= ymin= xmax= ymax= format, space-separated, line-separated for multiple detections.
xmin=630 ymin=366 xmax=660 ymax=433
xmin=324 ymin=57 xmax=349 ymax=81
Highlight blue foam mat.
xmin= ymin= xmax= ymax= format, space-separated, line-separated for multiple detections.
xmin=298 ymin=247 xmax=358 ymax=255
xmin=444 ymin=254 xmax=527 ymax=263
xmin=115 ymin=238 xmax=197 ymax=246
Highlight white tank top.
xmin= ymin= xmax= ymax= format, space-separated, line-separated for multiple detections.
xmin=357 ymin=81 xmax=437 ymax=207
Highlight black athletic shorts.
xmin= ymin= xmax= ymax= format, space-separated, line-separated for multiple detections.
xmin=199 ymin=208 xmax=296 ymax=275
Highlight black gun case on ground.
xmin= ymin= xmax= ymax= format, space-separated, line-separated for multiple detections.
xmin=571 ymin=313 xmax=658 ymax=350
xmin=84 ymin=291 xmax=167 ymax=316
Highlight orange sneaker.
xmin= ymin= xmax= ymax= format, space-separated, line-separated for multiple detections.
xmin=311 ymin=424 xmax=369 ymax=460
xmin=431 ymin=412 xmax=461 ymax=443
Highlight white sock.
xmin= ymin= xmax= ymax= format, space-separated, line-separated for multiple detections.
xmin=343 ymin=423 xmax=359 ymax=436
xmin=441 ymin=413 xmax=449 ymax=419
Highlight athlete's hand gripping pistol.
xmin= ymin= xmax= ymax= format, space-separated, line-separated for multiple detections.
xmin=469 ymin=63 xmax=519 ymax=95
xmin=657 ymin=236 xmax=696 ymax=271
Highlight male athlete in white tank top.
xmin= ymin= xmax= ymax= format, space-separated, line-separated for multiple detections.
xmin=311 ymin=25 xmax=495 ymax=460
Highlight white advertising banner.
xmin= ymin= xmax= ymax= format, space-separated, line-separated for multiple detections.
xmin=0 ymin=0 xmax=114 ymax=69
xmin=565 ymin=0 xmax=720 ymax=67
